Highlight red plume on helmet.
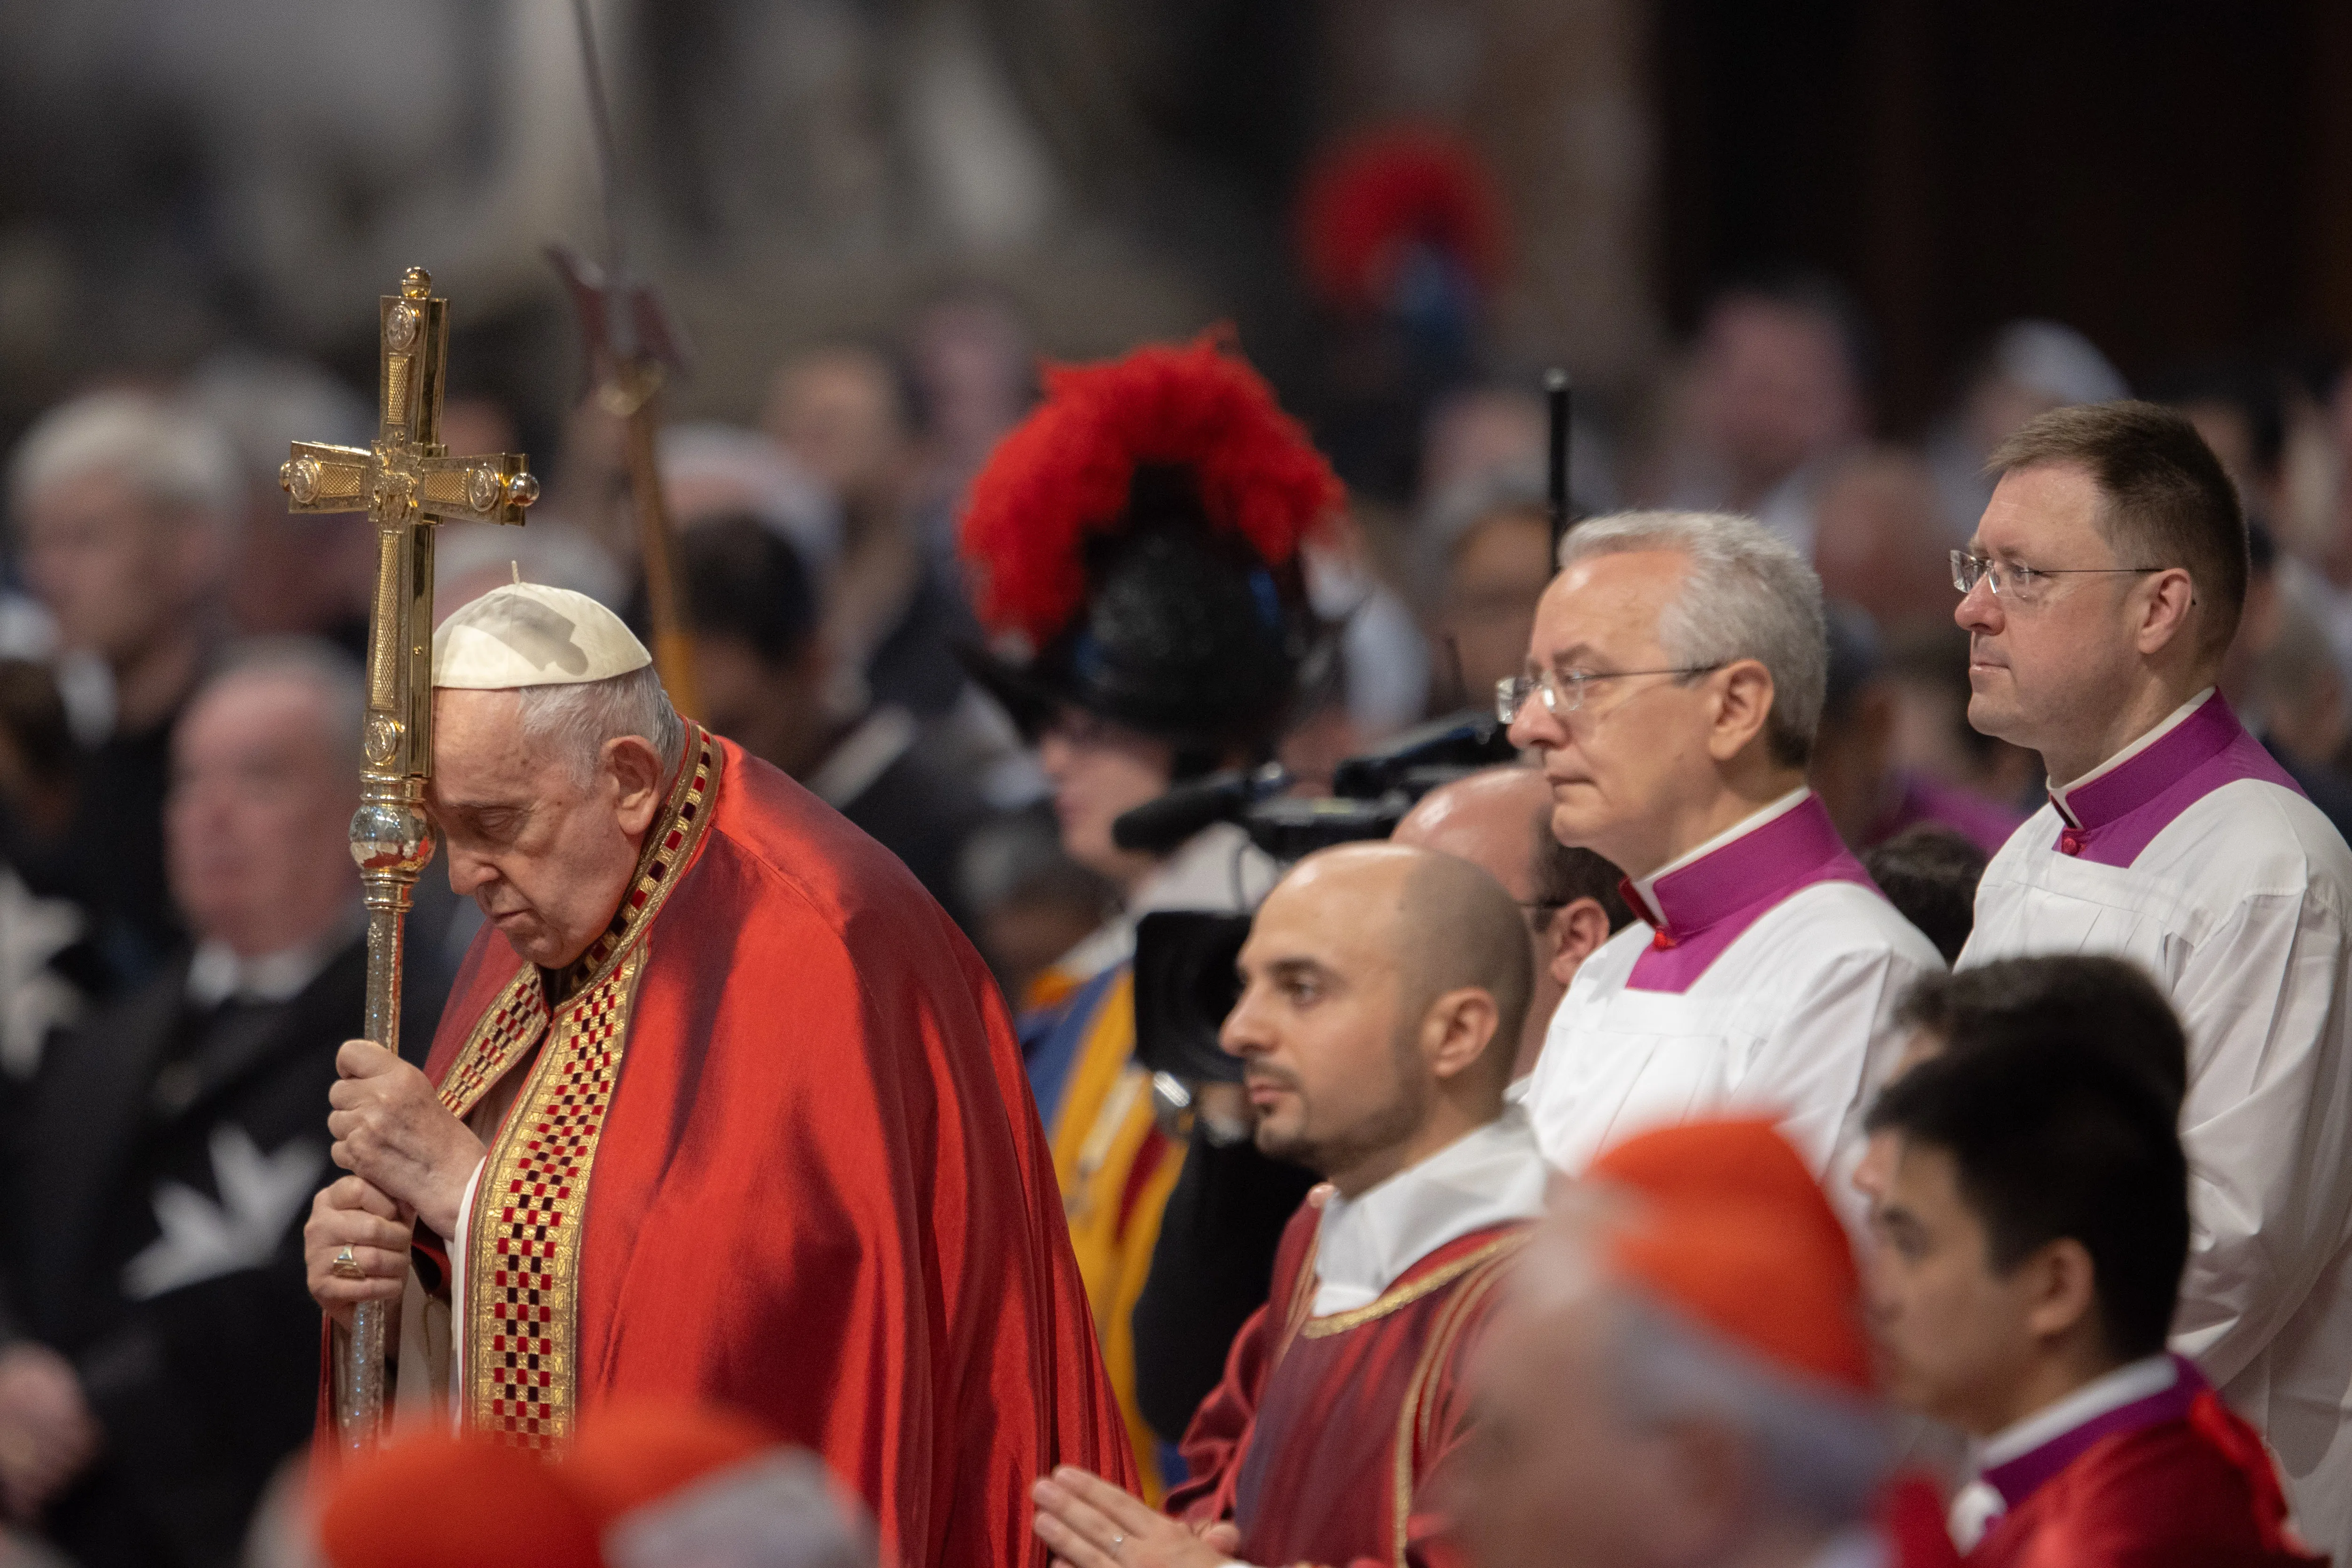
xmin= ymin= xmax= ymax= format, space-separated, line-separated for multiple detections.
xmin=1296 ymin=125 xmax=1505 ymax=317
xmin=959 ymin=333 xmax=1343 ymax=652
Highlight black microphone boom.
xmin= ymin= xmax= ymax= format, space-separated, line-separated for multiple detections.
xmin=1110 ymin=763 xmax=1288 ymax=855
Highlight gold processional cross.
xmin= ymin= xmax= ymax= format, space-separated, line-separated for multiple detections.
xmin=282 ymin=266 xmax=538 ymax=1452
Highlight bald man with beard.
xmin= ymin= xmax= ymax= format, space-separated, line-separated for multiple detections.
xmin=1131 ymin=774 xmax=1631 ymax=1446
xmin=1033 ymin=844 xmax=1548 ymax=1568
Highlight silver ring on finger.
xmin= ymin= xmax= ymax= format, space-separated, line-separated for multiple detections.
xmin=333 ymin=1246 xmax=366 ymax=1280
xmin=1109 ymin=1536 xmax=1124 ymax=1555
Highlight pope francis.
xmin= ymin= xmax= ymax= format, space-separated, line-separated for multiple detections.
xmin=303 ymin=581 xmax=1133 ymax=1565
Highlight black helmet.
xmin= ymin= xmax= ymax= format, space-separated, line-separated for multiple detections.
xmin=958 ymin=337 xmax=1342 ymax=759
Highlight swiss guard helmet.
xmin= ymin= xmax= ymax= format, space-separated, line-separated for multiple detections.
xmin=957 ymin=334 xmax=1343 ymax=763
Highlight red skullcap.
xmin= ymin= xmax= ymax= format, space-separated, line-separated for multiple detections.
xmin=318 ymin=1431 xmax=603 ymax=1568
xmin=1585 ymin=1118 xmax=1874 ymax=1396
xmin=559 ymin=1398 xmax=778 ymax=1529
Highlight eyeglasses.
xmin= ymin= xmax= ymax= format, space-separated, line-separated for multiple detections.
xmin=1497 ymin=665 xmax=1724 ymax=725
xmin=1950 ymin=550 xmax=2169 ymax=606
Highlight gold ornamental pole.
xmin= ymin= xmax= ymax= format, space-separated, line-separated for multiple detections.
xmin=282 ymin=267 xmax=537 ymax=1452
xmin=548 ymin=0 xmax=701 ymax=717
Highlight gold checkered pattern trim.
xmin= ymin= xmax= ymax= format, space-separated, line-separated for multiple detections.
xmin=464 ymin=950 xmax=643 ymax=1445
xmin=549 ymin=728 xmax=720 ymax=1002
xmin=439 ymin=968 xmax=551 ymax=1122
xmin=452 ymin=728 xmax=721 ymax=1445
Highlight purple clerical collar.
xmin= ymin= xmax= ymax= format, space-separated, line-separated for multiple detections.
xmin=1621 ymin=792 xmax=1877 ymax=994
xmin=1977 ymin=1354 xmax=2206 ymax=1513
xmin=2042 ymin=691 xmax=2301 ymax=868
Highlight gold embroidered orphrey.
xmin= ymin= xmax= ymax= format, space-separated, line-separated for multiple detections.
xmin=446 ymin=728 xmax=722 ymax=1447
xmin=1268 ymin=1218 xmax=1529 ymax=1568
xmin=289 ymin=267 xmax=538 ymax=1454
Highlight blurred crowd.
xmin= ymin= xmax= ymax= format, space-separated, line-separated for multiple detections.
xmin=17 ymin=263 xmax=2352 ymax=1032
xmin=5 ymin=101 xmax=2352 ymax=1564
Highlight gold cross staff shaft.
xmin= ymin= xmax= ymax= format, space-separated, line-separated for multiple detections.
xmin=283 ymin=266 xmax=537 ymax=1455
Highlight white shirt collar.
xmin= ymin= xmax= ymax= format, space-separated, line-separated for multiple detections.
xmin=1629 ymin=786 xmax=1814 ymax=917
xmin=2048 ymin=688 xmax=2213 ymax=821
xmin=1947 ymin=1354 xmax=2179 ymax=1551
xmin=1311 ymin=1105 xmax=1547 ymax=1315
xmin=186 ymin=905 xmax=363 ymax=1009
xmin=1975 ymin=1352 xmax=2178 ymax=1471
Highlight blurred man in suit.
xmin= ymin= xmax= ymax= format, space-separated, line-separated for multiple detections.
xmin=0 ymin=640 xmax=370 ymax=1567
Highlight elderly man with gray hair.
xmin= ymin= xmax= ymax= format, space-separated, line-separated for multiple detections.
xmin=303 ymin=580 xmax=1130 ymax=1568
xmin=1504 ymin=511 xmax=1940 ymax=1207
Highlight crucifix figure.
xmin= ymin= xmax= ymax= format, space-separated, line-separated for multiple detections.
xmin=282 ymin=264 xmax=537 ymax=1450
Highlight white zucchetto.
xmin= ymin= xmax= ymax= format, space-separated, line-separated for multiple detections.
xmin=432 ymin=582 xmax=651 ymax=690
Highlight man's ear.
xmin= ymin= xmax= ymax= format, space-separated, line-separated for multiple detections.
xmin=1549 ymin=899 xmax=1615 ymax=989
xmin=605 ymin=736 xmax=666 ymax=837
xmin=2132 ymin=567 xmax=2200 ymax=661
xmin=1705 ymin=659 xmax=1778 ymax=763
xmin=1424 ymin=986 xmax=1502 ymax=1083
xmin=2019 ymin=1236 xmax=2101 ymax=1347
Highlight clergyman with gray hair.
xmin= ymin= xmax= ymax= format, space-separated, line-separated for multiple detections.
xmin=1503 ymin=510 xmax=1940 ymax=1210
xmin=303 ymin=580 xmax=1132 ymax=1566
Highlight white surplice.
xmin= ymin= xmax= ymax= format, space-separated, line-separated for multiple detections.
xmin=1961 ymin=689 xmax=2352 ymax=1559
xmin=1525 ymin=789 xmax=1942 ymax=1216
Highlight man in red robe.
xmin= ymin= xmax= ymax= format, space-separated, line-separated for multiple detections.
xmin=303 ymin=580 xmax=1133 ymax=1567
xmin=1863 ymin=962 xmax=2320 ymax=1567
xmin=1031 ymin=841 xmax=1547 ymax=1568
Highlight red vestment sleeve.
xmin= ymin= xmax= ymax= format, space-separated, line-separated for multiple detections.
xmin=1166 ymin=1299 xmax=1272 ymax=1522
xmin=1167 ymin=1203 xmax=1320 ymax=1521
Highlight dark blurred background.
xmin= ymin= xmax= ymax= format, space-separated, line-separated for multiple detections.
xmin=1656 ymin=0 xmax=2352 ymax=427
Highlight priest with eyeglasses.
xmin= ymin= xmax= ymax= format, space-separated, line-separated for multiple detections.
xmin=1951 ymin=399 xmax=2352 ymax=1563
xmin=1502 ymin=509 xmax=1940 ymax=1219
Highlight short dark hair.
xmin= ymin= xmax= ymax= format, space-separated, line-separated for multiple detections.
xmin=1862 ymin=824 xmax=1987 ymax=966
xmin=1528 ymin=806 xmax=1632 ymax=936
xmin=1869 ymin=958 xmax=2191 ymax=1360
xmin=1894 ymin=956 xmax=2187 ymax=1112
xmin=1988 ymin=400 xmax=2247 ymax=660
xmin=657 ymin=514 xmax=818 ymax=667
